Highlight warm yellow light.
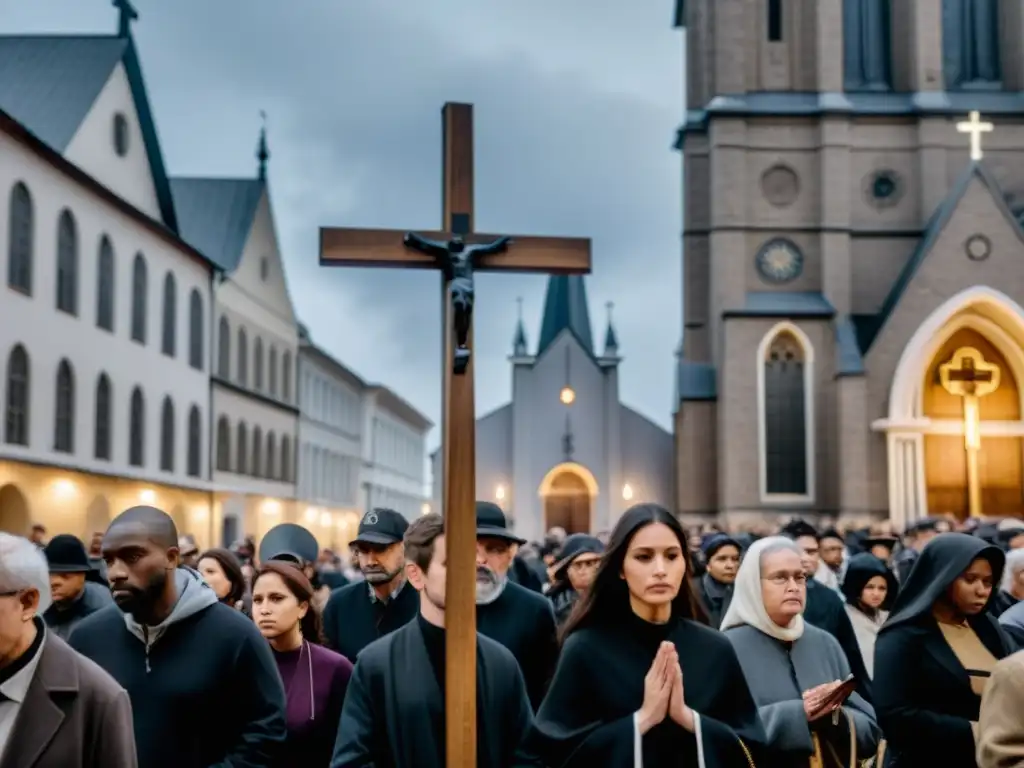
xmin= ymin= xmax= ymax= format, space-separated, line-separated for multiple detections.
xmin=622 ymin=483 xmax=634 ymax=501
xmin=965 ymin=398 xmax=981 ymax=450
xmin=304 ymin=507 xmax=319 ymax=524
xmin=559 ymin=386 xmax=576 ymax=405
xmin=421 ymin=503 xmax=431 ymax=516
xmin=495 ymin=484 xmax=506 ymax=501
xmin=191 ymin=505 xmax=209 ymax=520
xmin=52 ymin=479 xmax=77 ymax=499
xmin=139 ymin=489 xmax=156 ymax=504
xmin=261 ymin=499 xmax=281 ymax=516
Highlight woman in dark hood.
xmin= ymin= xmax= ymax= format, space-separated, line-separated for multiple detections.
xmin=840 ymin=553 xmax=897 ymax=679
xmin=873 ymin=533 xmax=1012 ymax=767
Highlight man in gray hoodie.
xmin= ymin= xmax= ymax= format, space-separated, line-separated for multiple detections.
xmin=69 ymin=506 xmax=287 ymax=768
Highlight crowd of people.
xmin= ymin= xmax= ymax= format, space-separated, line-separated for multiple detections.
xmin=3 ymin=504 xmax=1024 ymax=766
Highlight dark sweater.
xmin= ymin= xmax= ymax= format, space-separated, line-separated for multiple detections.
xmin=69 ymin=587 xmax=287 ymax=768
xmin=321 ymin=580 xmax=419 ymax=663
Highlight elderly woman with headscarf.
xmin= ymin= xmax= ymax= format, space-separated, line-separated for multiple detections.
xmin=721 ymin=536 xmax=881 ymax=767
xmin=546 ymin=533 xmax=604 ymax=626
xmin=840 ymin=553 xmax=898 ymax=679
xmin=874 ymin=532 xmax=1013 ymax=767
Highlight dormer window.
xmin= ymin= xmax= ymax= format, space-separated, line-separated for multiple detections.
xmin=113 ymin=113 xmax=129 ymax=157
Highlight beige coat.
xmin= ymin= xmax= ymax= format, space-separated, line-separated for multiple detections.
xmin=0 ymin=633 xmax=137 ymax=768
xmin=978 ymin=649 xmax=1024 ymax=768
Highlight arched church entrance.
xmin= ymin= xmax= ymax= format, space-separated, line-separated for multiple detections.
xmin=538 ymin=462 xmax=597 ymax=534
xmin=0 ymin=483 xmax=30 ymax=534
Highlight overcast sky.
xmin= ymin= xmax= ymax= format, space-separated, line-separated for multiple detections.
xmin=4 ymin=0 xmax=684 ymax=449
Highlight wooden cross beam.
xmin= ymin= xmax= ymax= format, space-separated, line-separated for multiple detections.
xmin=319 ymin=102 xmax=591 ymax=767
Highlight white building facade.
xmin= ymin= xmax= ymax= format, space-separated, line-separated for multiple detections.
xmin=362 ymin=386 xmax=432 ymax=522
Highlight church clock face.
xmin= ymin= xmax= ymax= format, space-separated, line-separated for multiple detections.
xmin=755 ymin=239 xmax=803 ymax=284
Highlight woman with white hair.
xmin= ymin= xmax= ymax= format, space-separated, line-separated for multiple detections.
xmin=721 ymin=536 xmax=880 ymax=767
xmin=989 ymin=547 xmax=1024 ymax=618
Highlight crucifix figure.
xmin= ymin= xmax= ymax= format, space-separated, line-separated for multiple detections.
xmin=319 ymin=102 xmax=591 ymax=766
xmin=956 ymin=110 xmax=994 ymax=161
xmin=939 ymin=346 xmax=1000 ymax=518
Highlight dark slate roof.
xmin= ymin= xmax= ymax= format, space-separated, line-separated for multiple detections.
xmin=723 ymin=291 xmax=836 ymax=319
xmin=169 ymin=177 xmax=265 ymax=273
xmin=536 ymin=275 xmax=594 ymax=357
xmin=835 ymin=316 xmax=865 ymax=376
xmin=854 ymin=161 xmax=1024 ymax=352
xmin=0 ymin=34 xmax=178 ymax=230
xmin=677 ymin=360 xmax=716 ymax=401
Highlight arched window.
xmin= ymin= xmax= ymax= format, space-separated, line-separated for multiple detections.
xmin=96 ymin=236 xmax=115 ymax=331
xmin=131 ymin=253 xmax=148 ymax=343
xmin=943 ymin=0 xmax=1001 ymax=88
xmin=218 ymin=316 xmax=230 ymax=378
xmin=161 ymin=272 xmax=176 ymax=357
xmin=254 ymin=338 xmax=264 ymax=391
xmin=187 ymin=405 xmax=201 ymax=477
xmin=55 ymin=209 xmax=78 ymax=315
xmin=94 ymin=373 xmax=112 ymax=460
xmin=54 ymin=359 xmax=75 ymax=453
xmin=758 ymin=324 xmax=814 ymax=500
xmin=160 ymin=396 xmax=174 ymax=472
xmin=252 ymin=426 xmax=263 ymax=477
xmin=216 ymin=416 xmax=231 ymax=471
xmin=268 ymin=346 xmax=278 ymax=397
xmin=129 ymin=387 xmax=145 ymax=467
xmin=280 ymin=435 xmax=292 ymax=482
xmin=4 ymin=345 xmax=29 ymax=446
xmin=236 ymin=422 xmax=248 ymax=474
xmin=266 ymin=431 xmax=276 ymax=480
xmin=282 ymin=351 xmax=292 ymax=402
xmin=237 ymin=328 xmax=248 ymax=386
xmin=843 ymin=0 xmax=892 ymax=90
xmin=8 ymin=182 xmax=33 ymax=294
xmin=189 ymin=289 xmax=203 ymax=370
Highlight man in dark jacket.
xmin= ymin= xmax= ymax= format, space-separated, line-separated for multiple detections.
xmin=42 ymin=533 xmax=113 ymax=640
xmin=69 ymin=506 xmax=286 ymax=768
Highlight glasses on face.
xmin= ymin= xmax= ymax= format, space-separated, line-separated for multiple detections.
xmin=762 ymin=572 xmax=807 ymax=587
xmin=569 ymin=558 xmax=600 ymax=573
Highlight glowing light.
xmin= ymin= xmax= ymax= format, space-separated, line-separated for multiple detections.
xmin=52 ymin=479 xmax=77 ymax=499
xmin=495 ymin=484 xmax=506 ymax=501
xmin=622 ymin=483 xmax=634 ymax=501
xmin=139 ymin=489 xmax=156 ymax=504
xmin=261 ymin=499 xmax=281 ymax=516
xmin=559 ymin=386 xmax=576 ymax=405
xmin=191 ymin=506 xmax=209 ymax=520
xmin=421 ymin=503 xmax=431 ymax=516
xmin=304 ymin=507 xmax=319 ymax=524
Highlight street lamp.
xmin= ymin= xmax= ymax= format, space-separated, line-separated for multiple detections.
xmin=495 ymin=484 xmax=506 ymax=501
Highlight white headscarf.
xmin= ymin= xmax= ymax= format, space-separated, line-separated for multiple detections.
xmin=719 ymin=536 xmax=804 ymax=642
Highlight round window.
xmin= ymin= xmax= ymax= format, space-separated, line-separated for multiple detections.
xmin=113 ymin=113 xmax=129 ymax=157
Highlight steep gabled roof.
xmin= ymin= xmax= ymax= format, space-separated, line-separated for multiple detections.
xmin=536 ymin=275 xmax=594 ymax=357
xmin=0 ymin=34 xmax=178 ymax=230
xmin=169 ymin=177 xmax=265 ymax=273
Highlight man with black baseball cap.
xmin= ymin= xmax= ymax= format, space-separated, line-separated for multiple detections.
xmin=321 ymin=508 xmax=419 ymax=661
xmin=42 ymin=533 xmax=112 ymax=640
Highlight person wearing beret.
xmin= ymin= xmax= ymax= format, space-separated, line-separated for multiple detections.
xmin=42 ymin=534 xmax=113 ymax=641
xmin=546 ymin=533 xmax=604 ymax=627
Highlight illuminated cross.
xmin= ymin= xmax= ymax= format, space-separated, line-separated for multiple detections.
xmin=956 ymin=111 xmax=994 ymax=161
xmin=940 ymin=347 xmax=1000 ymax=518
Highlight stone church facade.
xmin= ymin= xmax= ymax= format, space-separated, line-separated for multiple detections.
xmin=432 ymin=276 xmax=674 ymax=542
xmin=674 ymin=0 xmax=1024 ymax=529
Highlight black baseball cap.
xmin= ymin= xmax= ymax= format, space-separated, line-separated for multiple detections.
xmin=475 ymin=501 xmax=526 ymax=545
xmin=353 ymin=508 xmax=409 ymax=546
xmin=44 ymin=534 xmax=90 ymax=573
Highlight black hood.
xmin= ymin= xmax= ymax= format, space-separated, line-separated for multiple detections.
xmin=881 ymin=532 xmax=1004 ymax=632
xmin=841 ymin=553 xmax=898 ymax=611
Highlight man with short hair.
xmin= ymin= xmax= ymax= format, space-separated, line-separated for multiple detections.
xmin=69 ymin=506 xmax=286 ymax=768
xmin=322 ymin=508 xmax=419 ymax=661
xmin=331 ymin=513 xmax=533 ymax=768
xmin=0 ymin=532 xmax=136 ymax=767
xmin=42 ymin=533 xmax=112 ymax=640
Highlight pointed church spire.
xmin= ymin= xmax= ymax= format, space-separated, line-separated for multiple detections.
xmin=603 ymin=301 xmax=619 ymax=357
xmin=537 ymin=276 xmax=593 ymax=357
xmin=256 ymin=111 xmax=270 ymax=181
xmin=113 ymin=0 xmax=138 ymax=38
xmin=512 ymin=297 xmax=528 ymax=356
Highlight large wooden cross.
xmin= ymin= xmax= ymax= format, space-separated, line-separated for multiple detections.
xmin=319 ymin=102 xmax=591 ymax=766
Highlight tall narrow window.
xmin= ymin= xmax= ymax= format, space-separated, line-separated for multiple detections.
xmin=943 ymin=0 xmax=1001 ymax=87
xmin=55 ymin=210 xmax=78 ymax=315
xmin=96 ymin=236 xmax=115 ymax=331
xmin=218 ymin=316 xmax=231 ymax=378
xmin=759 ymin=327 xmax=811 ymax=498
xmin=236 ymin=422 xmax=248 ymax=474
xmin=282 ymin=351 xmax=292 ymax=402
xmin=162 ymin=272 xmax=177 ymax=357
xmin=131 ymin=253 xmax=148 ymax=343
xmin=252 ymin=426 xmax=263 ymax=477
xmin=189 ymin=289 xmax=203 ymax=370
xmin=216 ymin=416 xmax=231 ymax=471
xmin=268 ymin=346 xmax=278 ymax=397
xmin=767 ymin=0 xmax=783 ymax=41
xmin=280 ymin=435 xmax=291 ymax=482
xmin=129 ymin=387 xmax=145 ymax=467
xmin=54 ymin=359 xmax=75 ymax=453
xmin=187 ymin=405 xmax=201 ymax=477
xmin=237 ymin=328 xmax=248 ymax=386
xmin=94 ymin=373 xmax=112 ymax=460
xmin=7 ymin=182 xmax=33 ymax=294
xmin=266 ymin=431 xmax=276 ymax=480
xmin=160 ymin=397 xmax=175 ymax=472
xmin=843 ymin=0 xmax=892 ymax=90
xmin=4 ymin=345 xmax=29 ymax=446
xmin=254 ymin=338 xmax=264 ymax=391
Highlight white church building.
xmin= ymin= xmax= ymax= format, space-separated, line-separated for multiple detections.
xmin=431 ymin=275 xmax=674 ymax=542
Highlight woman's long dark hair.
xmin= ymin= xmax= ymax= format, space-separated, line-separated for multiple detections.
xmin=560 ymin=503 xmax=708 ymax=643
xmin=254 ymin=561 xmax=324 ymax=644
xmin=198 ymin=547 xmax=247 ymax=606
